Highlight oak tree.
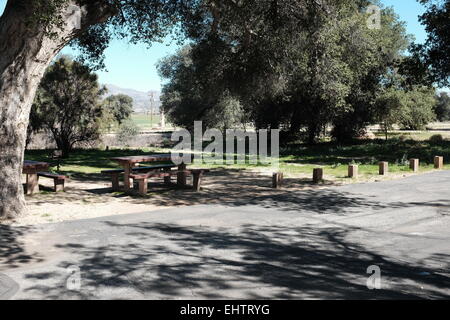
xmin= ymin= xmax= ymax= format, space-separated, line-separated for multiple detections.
xmin=30 ymin=56 xmax=106 ymax=157
xmin=0 ymin=0 xmax=198 ymax=218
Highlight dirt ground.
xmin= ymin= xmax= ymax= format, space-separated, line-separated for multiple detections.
xmin=1 ymin=168 xmax=425 ymax=226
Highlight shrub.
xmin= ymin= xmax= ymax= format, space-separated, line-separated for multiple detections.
xmin=429 ymin=134 xmax=445 ymax=144
xmin=117 ymin=121 xmax=140 ymax=146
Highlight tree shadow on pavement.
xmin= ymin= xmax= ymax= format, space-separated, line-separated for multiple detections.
xmin=0 ymin=225 xmax=43 ymax=270
xmin=20 ymin=221 xmax=450 ymax=299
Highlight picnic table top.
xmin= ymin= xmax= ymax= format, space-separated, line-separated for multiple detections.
xmin=111 ymin=154 xmax=173 ymax=164
xmin=23 ymin=160 xmax=50 ymax=169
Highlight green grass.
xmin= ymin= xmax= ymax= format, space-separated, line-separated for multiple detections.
xmin=130 ymin=113 xmax=162 ymax=131
xmin=24 ymin=138 xmax=450 ymax=182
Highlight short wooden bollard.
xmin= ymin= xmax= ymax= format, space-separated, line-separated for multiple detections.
xmin=409 ymin=159 xmax=419 ymax=172
xmin=348 ymin=165 xmax=358 ymax=178
xmin=379 ymin=162 xmax=389 ymax=175
xmin=313 ymin=168 xmax=323 ymax=183
xmin=272 ymin=172 xmax=284 ymax=189
xmin=434 ymin=156 xmax=444 ymax=170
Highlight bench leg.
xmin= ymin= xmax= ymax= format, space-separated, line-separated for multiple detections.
xmin=54 ymin=179 xmax=65 ymax=192
xmin=26 ymin=173 xmax=39 ymax=195
xmin=138 ymin=178 xmax=148 ymax=196
xmin=111 ymin=174 xmax=120 ymax=191
xmin=124 ymin=163 xmax=132 ymax=191
xmin=163 ymin=168 xmax=171 ymax=185
xmin=193 ymin=172 xmax=203 ymax=192
xmin=177 ymin=164 xmax=187 ymax=186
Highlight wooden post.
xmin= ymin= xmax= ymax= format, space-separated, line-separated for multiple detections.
xmin=434 ymin=156 xmax=444 ymax=170
xmin=348 ymin=165 xmax=358 ymax=178
xmin=193 ymin=172 xmax=203 ymax=192
xmin=163 ymin=168 xmax=172 ymax=185
xmin=123 ymin=162 xmax=132 ymax=190
xmin=313 ymin=168 xmax=323 ymax=183
xmin=272 ymin=172 xmax=284 ymax=189
xmin=26 ymin=173 xmax=39 ymax=195
xmin=177 ymin=163 xmax=187 ymax=186
xmin=111 ymin=173 xmax=120 ymax=191
xmin=409 ymin=159 xmax=419 ymax=172
xmin=379 ymin=162 xmax=388 ymax=175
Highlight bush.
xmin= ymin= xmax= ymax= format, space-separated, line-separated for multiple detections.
xmin=117 ymin=121 xmax=140 ymax=146
xmin=429 ymin=134 xmax=445 ymax=144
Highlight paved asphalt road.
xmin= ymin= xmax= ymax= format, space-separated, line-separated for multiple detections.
xmin=1 ymin=171 xmax=450 ymax=299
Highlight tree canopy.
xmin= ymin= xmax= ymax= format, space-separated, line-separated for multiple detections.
xmin=158 ymin=0 xmax=418 ymax=143
xmin=100 ymin=94 xmax=134 ymax=132
xmin=402 ymin=0 xmax=450 ymax=86
xmin=435 ymin=92 xmax=450 ymax=121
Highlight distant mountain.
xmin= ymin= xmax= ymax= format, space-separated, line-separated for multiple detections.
xmin=104 ymin=84 xmax=161 ymax=113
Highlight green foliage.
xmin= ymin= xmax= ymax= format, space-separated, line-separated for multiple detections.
xmin=397 ymin=87 xmax=436 ymax=130
xmin=429 ymin=134 xmax=445 ymax=144
xmin=435 ymin=92 xmax=450 ymax=121
xmin=402 ymin=0 xmax=450 ymax=86
xmin=375 ymin=86 xmax=436 ymax=138
xmin=117 ymin=120 xmax=140 ymax=146
xmin=69 ymin=0 xmax=200 ymax=69
xmin=29 ymin=56 xmax=106 ymax=156
xmin=418 ymin=0 xmax=450 ymax=85
xmin=204 ymin=93 xmax=247 ymax=132
xmin=101 ymin=94 xmax=134 ymax=132
xmin=158 ymin=0 xmax=412 ymax=143
xmin=26 ymin=0 xmax=70 ymax=38
xmin=375 ymin=88 xmax=403 ymax=140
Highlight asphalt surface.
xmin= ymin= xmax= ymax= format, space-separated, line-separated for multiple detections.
xmin=1 ymin=171 xmax=450 ymax=299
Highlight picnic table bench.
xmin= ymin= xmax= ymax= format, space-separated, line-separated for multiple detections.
xmin=130 ymin=169 xmax=210 ymax=195
xmin=101 ymin=164 xmax=177 ymax=191
xmin=23 ymin=160 xmax=68 ymax=194
xmin=38 ymin=172 xmax=68 ymax=192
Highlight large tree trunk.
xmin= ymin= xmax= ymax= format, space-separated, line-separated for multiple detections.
xmin=0 ymin=1 xmax=113 ymax=219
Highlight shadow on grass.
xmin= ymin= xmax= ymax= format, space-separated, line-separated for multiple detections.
xmin=281 ymin=139 xmax=450 ymax=166
xmin=19 ymin=221 xmax=450 ymax=299
xmin=25 ymin=149 xmax=171 ymax=172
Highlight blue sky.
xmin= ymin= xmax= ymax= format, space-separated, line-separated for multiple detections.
xmin=0 ymin=0 xmax=428 ymax=91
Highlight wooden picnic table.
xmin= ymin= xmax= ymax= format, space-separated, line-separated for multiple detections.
xmin=111 ymin=154 xmax=187 ymax=190
xmin=23 ymin=160 xmax=49 ymax=195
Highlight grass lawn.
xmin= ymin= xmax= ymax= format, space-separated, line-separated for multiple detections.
xmin=130 ymin=113 xmax=162 ymax=131
xmin=24 ymin=138 xmax=450 ymax=184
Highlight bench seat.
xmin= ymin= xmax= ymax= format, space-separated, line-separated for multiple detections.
xmin=130 ymin=169 xmax=210 ymax=195
xmin=101 ymin=164 xmax=177 ymax=191
xmin=37 ymin=172 xmax=68 ymax=192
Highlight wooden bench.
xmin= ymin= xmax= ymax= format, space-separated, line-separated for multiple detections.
xmin=130 ymin=169 xmax=210 ymax=196
xmin=101 ymin=164 xmax=177 ymax=191
xmin=37 ymin=172 xmax=68 ymax=192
